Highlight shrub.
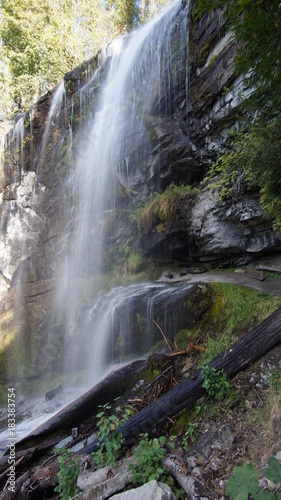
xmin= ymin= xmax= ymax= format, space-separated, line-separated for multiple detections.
xmin=92 ymin=405 xmax=133 ymax=468
xmin=129 ymin=433 xmax=174 ymax=484
xmin=54 ymin=446 xmax=81 ymax=500
xmin=201 ymin=364 xmax=230 ymax=401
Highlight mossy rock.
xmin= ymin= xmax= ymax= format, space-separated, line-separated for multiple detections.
xmin=143 ymin=353 xmax=170 ymax=382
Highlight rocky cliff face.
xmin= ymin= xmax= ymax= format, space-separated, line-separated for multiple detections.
xmin=0 ymin=2 xmax=279 ymax=382
xmin=132 ymin=5 xmax=280 ymax=264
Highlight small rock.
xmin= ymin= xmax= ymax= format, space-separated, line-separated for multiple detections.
xmin=271 ymin=414 xmax=281 ymax=435
xmin=71 ymin=441 xmax=85 ymax=453
xmin=109 ymin=480 xmax=176 ymax=499
xmin=186 ymin=424 xmax=236 ymax=461
xmin=45 ymin=384 xmax=63 ymax=401
xmin=56 ymin=435 xmax=73 ymax=449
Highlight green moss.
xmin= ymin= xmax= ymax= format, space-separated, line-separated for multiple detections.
xmin=137 ymin=183 xmax=198 ymax=233
xmin=169 ymin=406 xmax=198 ymax=435
xmin=206 ymin=53 xmax=219 ymax=67
xmin=143 ymin=355 xmax=169 ymax=383
xmin=125 ymin=252 xmax=146 ymax=274
xmin=195 ymin=282 xmax=281 ymax=366
xmin=149 ymin=339 xmax=167 ymax=354
xmin=174 ymin=329 xmax=198 ymax=350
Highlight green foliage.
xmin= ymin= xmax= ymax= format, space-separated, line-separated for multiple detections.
xmin=204 ymin=120 xmax=281 ymax=230
xmin=0 ymin=0 xmax=110 ymax=113
xmin=264 ymin=457 xmax=281 ymax=486
xmin=182 ymin=422 xmax=199 ymax=451
xmin=137 ymin=183 xmax=198 ymax=233
xmin=227 ymin=457 xmax=281 ymax=500
xmin=0 ymin=0 xmax=170 ymax=116
xmin=201 ymin=364 xmax=230 ymax=401
xmin=197 ymin=283 xmax=281 ymax=366
xmin=92 ymin=404 xmax=133 ymax=468
xmin=54 ymin=445 xmax=81 ymax=500
xmin=268 ymin=368 xmax=281 ymax=392
xmin=226 ymin=462 xmax=260 ymax=500
xmin=129 ymin=433 xmax=174 ymax=484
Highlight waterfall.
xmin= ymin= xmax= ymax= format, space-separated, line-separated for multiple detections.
xmin=54 ymin=0 xmax=190 ymax=382
xmin=36 ymin=82 xmax=66 ymax=181
xmin=77 ymin=282 xmax=194 ymax=382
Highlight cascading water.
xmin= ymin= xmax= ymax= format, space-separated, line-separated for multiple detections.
xmin=88 ymin=282 xmax=194 ymax=377
xmin=55 ymin=0 xmax=191 ymax=383
xmin=0 ymin=0 xmax=194 ymax=452
xmin=36 ymin=82 xmax=66 ymax=181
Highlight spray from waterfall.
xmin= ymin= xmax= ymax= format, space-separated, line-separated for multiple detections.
xmin=53 ymin=0 xmax=190 ymax=384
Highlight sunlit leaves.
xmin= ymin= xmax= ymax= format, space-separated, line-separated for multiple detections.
xmin=0 ymin=0 xmax=170 ymax=115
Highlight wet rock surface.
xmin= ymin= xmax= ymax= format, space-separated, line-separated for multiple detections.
xmin=0 ymin=2 xmax=280 ymax=390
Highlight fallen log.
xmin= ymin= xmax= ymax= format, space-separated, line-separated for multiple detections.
xmin=15 ymin=356 xmax=167 ymax=452
xmin=0 ymin=433 xmax=65 ymax=491
xmin=0 ymin=459 xmax=59 ymax=500
xmin=163 ymin=456 xmax=215 ymax=499
xmin=81 ymin=307 xmax=281 ymax=454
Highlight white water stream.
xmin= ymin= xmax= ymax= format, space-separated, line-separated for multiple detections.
xmin=0 ymin=0 xmax=191 ymax=451
xmin=56 ymin=0 xmax=190 ymax=380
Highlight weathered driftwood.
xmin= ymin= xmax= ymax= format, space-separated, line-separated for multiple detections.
xmin=76 ymin=457 xmax=134 ymax=499
xmin=163 ymin=457 xmax=215 ymax=499
xmin=15 ymin=358 xmax=156 ymax=452
xmin=0 ymin=434 xmax=64 ymax=491
xmin=0 ymin=460 xmax=58 ymax=500
xmin=81 ymin=307 xmax=281 ymax=454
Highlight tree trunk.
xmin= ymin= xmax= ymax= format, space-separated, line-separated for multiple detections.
xmin=81 ymin=307 xmax=281 ymax=454
xmin=15 ymin=357 xmax=163 ymax=452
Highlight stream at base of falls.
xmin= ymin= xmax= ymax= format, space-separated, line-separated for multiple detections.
xmin=0 ymin=279 xmax=195 ymax=455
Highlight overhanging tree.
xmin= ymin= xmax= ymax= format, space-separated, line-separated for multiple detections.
xmin=0 ymin=0 xmax=169 ymax=118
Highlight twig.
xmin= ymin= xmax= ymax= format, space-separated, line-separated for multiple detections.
xmin=153 ymin=320 xmax=173 ymax=354
xmin=168 ymin=344 xmax=207 ymax=358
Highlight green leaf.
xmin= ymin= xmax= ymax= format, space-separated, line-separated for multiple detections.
xmin=263 ymin=456 xmax=281 ymax=484
xmin=226 ymin=463 xmax=260 ymax=500
xmin=255 ymin=491 xmax=275 ymax=499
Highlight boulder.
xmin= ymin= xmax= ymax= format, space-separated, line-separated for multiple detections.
xmin=109 ymin=480 xmax=176 ymax=500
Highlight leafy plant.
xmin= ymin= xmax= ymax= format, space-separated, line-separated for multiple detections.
xmin=92 ymin=404 xmax=133 ymax=468
xmin=182 ymin=422 xmax=199 ymax=451
xmin=226 ymin=457 xmax=281 ymax=499
xmin=129 ymin=433 xmax=174 ymax=485
xmin=201 ymin=364 xmax=230 ymax=401
xmin=54 ymin=445 xmax=81 ymax=500
xmin=226 ymin=462 xmax=260 ymax=499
